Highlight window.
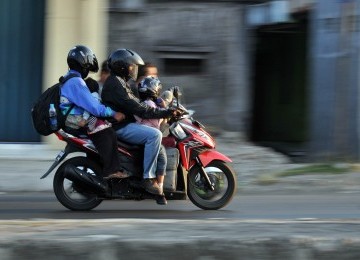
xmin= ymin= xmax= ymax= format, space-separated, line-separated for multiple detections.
xmin=163 ymin=58 xmax=204 ymax=75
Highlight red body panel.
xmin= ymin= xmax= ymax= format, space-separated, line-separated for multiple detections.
xmin=197 ymin=150 xmax=232 ymax=167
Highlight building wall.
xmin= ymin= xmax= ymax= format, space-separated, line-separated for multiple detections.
xmin=288 ymin=0 xmax=314 ymax=12
xmin=109 ymin=2 xmax=250 ymax=133
xmin=43 ymin=0 xmax=109 ymax=147
xmin=309 ymin=0 xmax=360 ymax=160
xmin=40 ymin=0 xmax=360 ymax=160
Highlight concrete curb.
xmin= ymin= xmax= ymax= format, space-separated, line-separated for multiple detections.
xmin=1 ymin=219 xmax=360 ymax=259
xmin=2 ymin=237 xmax=360 ymax=260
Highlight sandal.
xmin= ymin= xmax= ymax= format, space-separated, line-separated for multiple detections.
xmin=104 ymin=171 xmax=130 ymax=179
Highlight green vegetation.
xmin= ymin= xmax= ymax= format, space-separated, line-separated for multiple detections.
xmin=255 ymin=164 xmax=352 ymax=185
xmin=276 ymin=164 xmax=350 ymax=177
xmin=256 ymin=175 xmax=279 ymax=185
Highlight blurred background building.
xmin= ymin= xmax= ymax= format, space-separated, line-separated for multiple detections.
xmin=1 ymin=0 xmax=360 ymax=162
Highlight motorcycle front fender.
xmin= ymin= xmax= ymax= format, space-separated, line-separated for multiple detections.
xmin=197 ymin=150 xmax=232 ymax=167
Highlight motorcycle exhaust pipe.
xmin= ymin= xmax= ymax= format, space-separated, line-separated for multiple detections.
xmin=63 ymin=165 xmax=108 ymax=194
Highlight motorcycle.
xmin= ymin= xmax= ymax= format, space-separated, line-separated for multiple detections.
xmin=40 ymin=87 xmax=237 ymax=210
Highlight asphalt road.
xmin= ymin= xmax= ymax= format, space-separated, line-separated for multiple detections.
xmin=2 ymin=191 xmax=360 ymax=260
xmin=1 ymin=192 xmax=359 ymax=220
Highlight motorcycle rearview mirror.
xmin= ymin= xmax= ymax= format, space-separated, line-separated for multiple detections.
xmin=173 ymin=86 xmax=179 ymax=100
xmin=172 ymin=86 xmax=180 ymax=109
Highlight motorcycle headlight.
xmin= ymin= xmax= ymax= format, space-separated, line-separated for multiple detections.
xmin=170 ymin=123 xmax=187 ymax=140
xmin=180 ymin=123 xmax=215 ymax=147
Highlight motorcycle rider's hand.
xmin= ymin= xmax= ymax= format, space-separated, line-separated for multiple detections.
xmin=113 ymin=111 xmax=126 ymax=122
xmin=168 ymin=107 xmax=184 ymax=117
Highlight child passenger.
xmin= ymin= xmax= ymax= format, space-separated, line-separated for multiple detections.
xmin=134 ymin=76 xmax=168 ymax=204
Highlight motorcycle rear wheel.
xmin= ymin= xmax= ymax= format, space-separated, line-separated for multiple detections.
xmin=53 ymin=156 xmax=103 ymax=211
xmin=187 ymin=160 xmax=237 ymax=210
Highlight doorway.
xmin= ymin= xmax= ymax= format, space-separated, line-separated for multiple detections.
xmin=250 ymin=18 xmax=308 ymax=158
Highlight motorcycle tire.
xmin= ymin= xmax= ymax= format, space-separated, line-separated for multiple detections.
xmin=53 ymin=156 xmax=103 ymax=211
xmin=187 ymin=160 xmax=237 ymax=210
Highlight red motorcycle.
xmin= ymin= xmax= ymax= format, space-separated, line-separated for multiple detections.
xmin=41 ymin=88 xmax=237 ymax=210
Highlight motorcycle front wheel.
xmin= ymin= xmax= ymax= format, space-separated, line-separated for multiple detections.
xmin=187 ymin=160 xmax=237 ymax=210
xmin=53 ymin=156 xmax=103 ymax=211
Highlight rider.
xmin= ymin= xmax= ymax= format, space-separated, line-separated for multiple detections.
xmin=135 ymin=76 xmax=168 ymax=204
xmin=60 ymin=45 xmax=127 ymax=179
xmin=101 ymin=48 xmax=176 ymax=196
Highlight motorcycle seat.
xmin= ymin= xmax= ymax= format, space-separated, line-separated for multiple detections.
xmin=117 ymin=139 xmax=143 ymax=150
xmin=59 ymin=128 xmax=143 ymax=150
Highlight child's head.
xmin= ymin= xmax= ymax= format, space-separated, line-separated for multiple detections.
xmin=85 ymin=77 xmax=99 ymax=93
xmin=138 ymin=76 xmax=162 ymax=101
xmin=99 ymin=60 xmax=110 ymax=84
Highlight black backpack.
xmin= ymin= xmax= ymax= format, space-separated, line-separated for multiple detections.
xmin=31 ymin=74 xmax=79 ymax=136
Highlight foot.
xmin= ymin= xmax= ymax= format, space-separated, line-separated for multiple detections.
xmin=104 ymin=171 xmax=129 ymax=180
xmin=156 ymin=194 xmax=167 ymax=205
xmin=142 ymin=178 xmax=162 ymax=195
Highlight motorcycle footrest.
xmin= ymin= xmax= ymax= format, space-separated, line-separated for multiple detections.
xmin=164 ymin=190 xmax=187 ymax=200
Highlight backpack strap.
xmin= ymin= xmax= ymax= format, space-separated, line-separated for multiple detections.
xmin=63 ymin=103 xmax=75 ymax=118
xmin=59 ymin=73 xmax=79 ymax=84
xmin=58 ymin=73 xmax=80 ymax=117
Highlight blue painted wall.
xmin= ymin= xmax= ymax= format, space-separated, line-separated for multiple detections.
xmin=0 ymin=0 xmax=45 ymax=142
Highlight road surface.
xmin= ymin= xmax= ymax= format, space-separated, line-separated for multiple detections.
xmin=0 ymin=192 xmax=359 ymax=220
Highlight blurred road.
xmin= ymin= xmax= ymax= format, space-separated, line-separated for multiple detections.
xmin=1 ymin=192 xmax=360 ymax=220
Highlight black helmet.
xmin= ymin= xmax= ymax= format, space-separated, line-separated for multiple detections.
xmin=107 ymin=49 xmax=144 ymax=81
xmin=138 ymin=76 xmax=162 ymax=101
xmin=67 ymin=45 xmax=99 ymax=78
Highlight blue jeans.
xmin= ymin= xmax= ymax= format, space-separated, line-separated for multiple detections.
xmin=157 ymin=145 xmax=167 ymax=176
xmin=116 ymin=123 xmax=162 ymax=179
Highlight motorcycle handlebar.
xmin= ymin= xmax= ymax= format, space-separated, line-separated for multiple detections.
xmin=162 ymin=86 xmax=193 ymax=122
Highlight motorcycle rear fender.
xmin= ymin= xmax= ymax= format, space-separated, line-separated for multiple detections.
xmin=40 ymin=144 xmax=83 ymax=179
xmin=197 ymin=150 xmax=232 ymax=167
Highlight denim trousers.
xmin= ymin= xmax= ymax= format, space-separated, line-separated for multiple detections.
xmin=116 ymin=123 xmax=162 ymax=179
xmin=157 ymin=145 xmax=167 ymax=176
